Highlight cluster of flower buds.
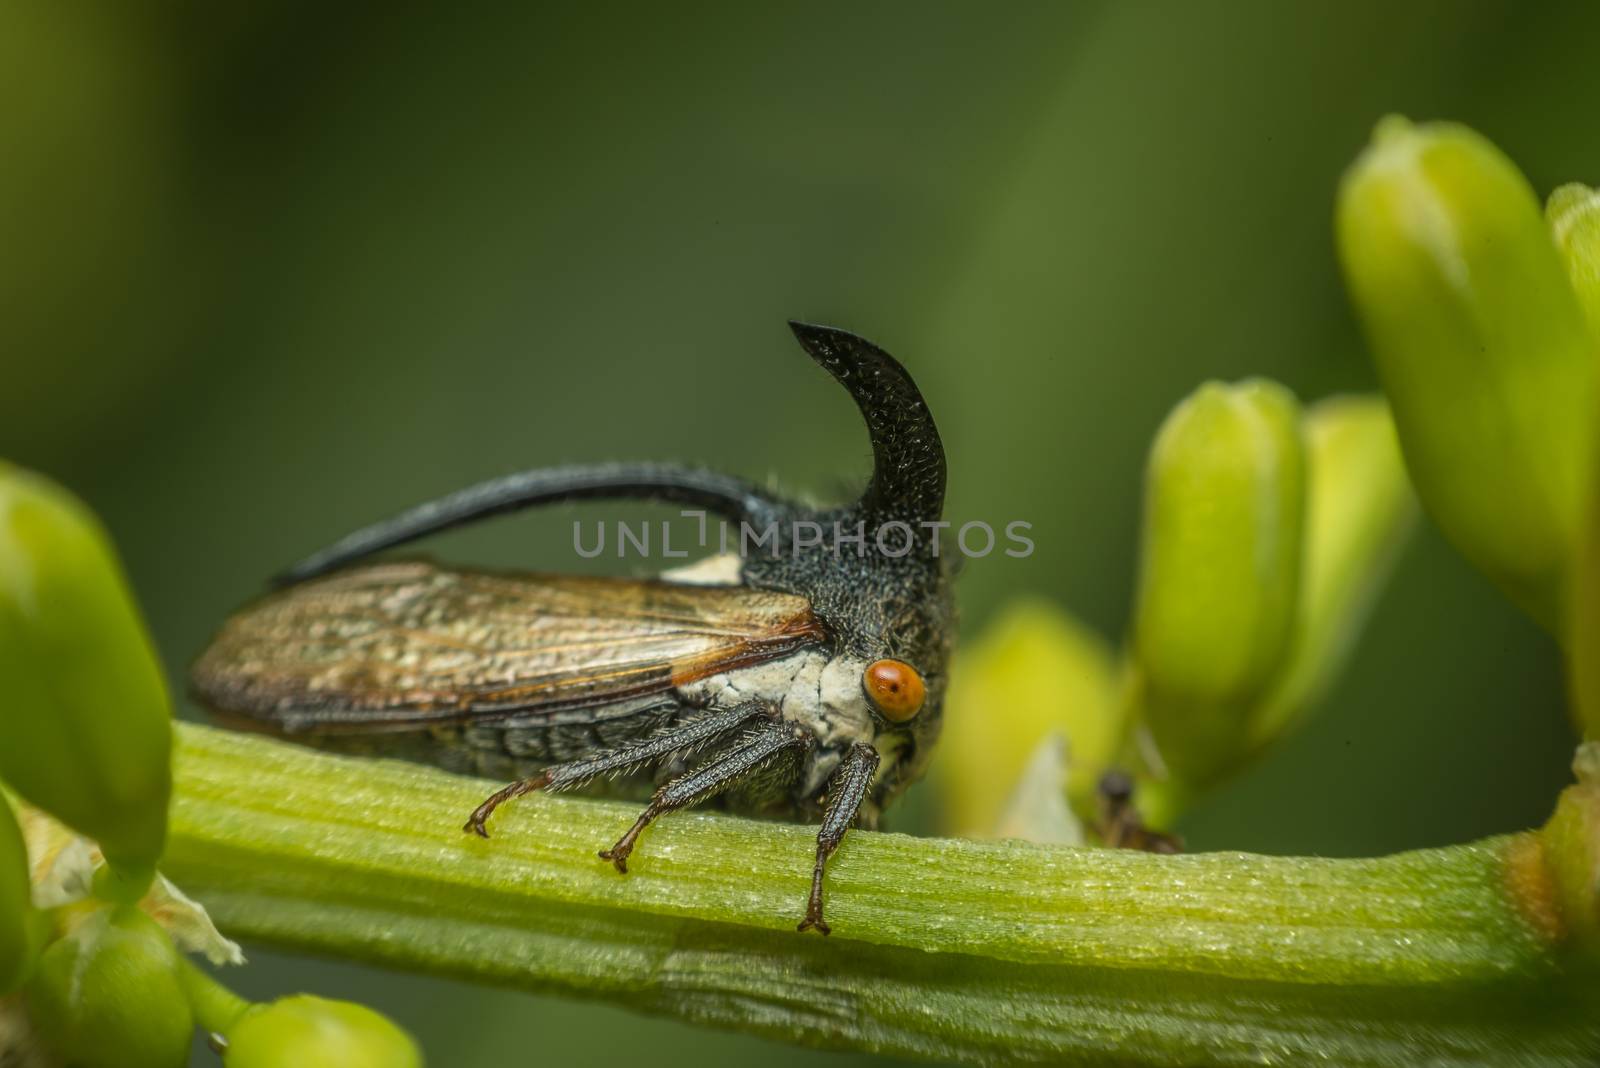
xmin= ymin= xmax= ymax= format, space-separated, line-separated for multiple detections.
xmin=1130 ymin=385 xmax=1415 ymax=796
xmin=1339 ymin=119 xmax=1600 ymax=736
xmin=0 ymin=463 xmax=421 ymax=1066
xmin=935 ymin=388 xmax=1414 ymax=834
xmin=940 ymin=116 xmax=1600 ymax=840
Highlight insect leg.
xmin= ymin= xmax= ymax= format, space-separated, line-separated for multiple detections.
xmin=463 ymin=700 xmax=769 ymax=837
xmin=598 ymin=717 xmax=809 ymax=874
xmin=796 ymin=741 xmax=879 ymax=936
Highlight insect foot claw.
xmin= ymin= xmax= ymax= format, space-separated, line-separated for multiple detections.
xmin=463 ymin=815 xmax=491 ymax=838
xmin=597 ymin=848 xmax=630 ymax=874
xmin=796 ymin=910 xmax=831 ymax=936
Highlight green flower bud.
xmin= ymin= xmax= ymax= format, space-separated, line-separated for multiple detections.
xmin=1133 ymin=379 xmax=1305 ymax=788
xmin=1573 ymin=437 xmax=1600 ymax=737
xmin=1251 ymin=396 xmax=1416 ymax=747
xmin=0 ymin=463 xmax=171 ymax=891
xmin=1550 ymin=185 xmax=1600 ymax=734
xmin=1548 ymin=183 xmax=1600 ymax=346
xmin=224 ymin=994 xmax=423 ymax=1068
xmin=1 ymin=796 xmax=42 ymax=993
xmin=1337 ymin=117 xmax=1596 ymax=633
xmin=25 ymin=906 xmax=194 ymax=1068
xmin=933 ymin=599 xmax=1118 ymax=836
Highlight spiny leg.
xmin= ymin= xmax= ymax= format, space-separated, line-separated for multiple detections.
xmin=599 ymin=716 xmax=808 ymax=873
xmin=797 ymin=741 xmax=879 ymax=936
xmin=463 ymin=700 xmax=767 ymax=836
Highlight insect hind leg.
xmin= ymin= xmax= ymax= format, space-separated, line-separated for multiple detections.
xmin=599 ymin=715 xmax=809 ymax=873
xmin=463 ymin=700 xmax=770 ymax=837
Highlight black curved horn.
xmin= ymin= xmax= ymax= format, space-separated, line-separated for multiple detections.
xmin=787 ymin=321 xmax=946 ymax=526
xmin=273 ymin=463 xmax=777 ymax=586
xmin=272 ymin=322 xmax=945 ymax=587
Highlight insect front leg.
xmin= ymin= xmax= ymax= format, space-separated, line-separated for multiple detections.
xmin=599 ymin=714 xmax=809 ymax=873
xmin=463 ymin=700 xmax=767 ymax=836
xmin=796 ymin=741 xmax=879 ymax=936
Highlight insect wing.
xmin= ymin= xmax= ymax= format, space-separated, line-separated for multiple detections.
xmin=191 ymin=561 xmax=826 ymax=732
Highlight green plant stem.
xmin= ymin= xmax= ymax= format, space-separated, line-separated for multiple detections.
xmin=176 ymin=957 xmax=251 ymax=1035
xmin=164 ymin=724 xmax=1597 ymax=1066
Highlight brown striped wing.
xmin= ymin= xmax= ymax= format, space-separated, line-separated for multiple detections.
xmin=191 ymin=560 xmax=827 ymax=732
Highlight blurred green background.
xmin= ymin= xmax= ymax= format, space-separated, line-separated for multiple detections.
xmin=5 ymin=2 xmax=1598 ymax=1064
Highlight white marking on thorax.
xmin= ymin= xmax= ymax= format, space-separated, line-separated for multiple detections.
xmin=677 ymin=648 xmax=879 ymax=797
xmin=659 ymin=553 xmax=743 ymax=586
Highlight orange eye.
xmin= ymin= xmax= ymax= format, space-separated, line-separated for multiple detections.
xmin=863 ymin=659 xmax=926 ymax=722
